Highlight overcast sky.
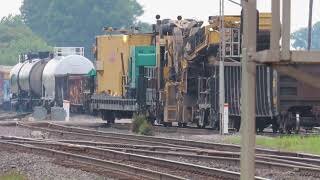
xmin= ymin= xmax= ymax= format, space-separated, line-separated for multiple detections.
xmin=0 ymin=0 xmax=319 ymax=32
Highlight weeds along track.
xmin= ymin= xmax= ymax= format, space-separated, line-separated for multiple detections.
xmin=0 ymin=138 xmax=259 ymax=180
xmin=2 ymin=136 xmax=320 ymax=179
xmin=111 ymin=123 xmax=220 ymax=135
xmin=19 ymin=122 xmax=320 ymax=159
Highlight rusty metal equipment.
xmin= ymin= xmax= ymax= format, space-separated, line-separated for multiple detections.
xmin=154 ymin=13 xmax=275 ymax=130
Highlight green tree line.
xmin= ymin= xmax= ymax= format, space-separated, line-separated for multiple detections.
xmin=291 ymin=22 xmax=320 ymax=50
xmin=20 ymin=0 xmax=151 ymax=58
xmin=0 ymin=15 xmax=51 ymax=66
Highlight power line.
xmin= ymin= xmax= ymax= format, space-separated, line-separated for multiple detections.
xmin=227 ymin=0 xmax=242 ymax=7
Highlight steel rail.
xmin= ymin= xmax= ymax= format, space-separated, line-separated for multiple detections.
xmin=17 ymin=123 xmax=190 ymax=148
xmin=5 ymin=136 xmax=320 ymax=170
xmin=0 ymin=141 xmax=186 ymax=180
xmin=25 ymin=122 xmax=320 ymax=158
xmin=17 ymin=122 xmax=250 ymax=152
xmin=2 ymin=136 xmax=320 ymax=178
xmin=3 ymin=137 xmax=320 ymax=171
xmin=0 ymin=140 xmax=266 ymax=180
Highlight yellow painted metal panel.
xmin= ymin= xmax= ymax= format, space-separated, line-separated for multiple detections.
xmin=259 ymin=13 xmax=272 ymax=30
xmin=96 ymin=34 xmax=153 ymax=96
xmin=208 ymin=31 xmax=220 ymax=44
xmin=207 ymin=13 xmax=271 ymax=44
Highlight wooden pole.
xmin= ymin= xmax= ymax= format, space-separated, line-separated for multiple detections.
xmin=308 ymin=0 xmax=313 ymax=50
xmin=240 ymin=0 xmax=257 ymax=179
xmin=281 ymin=0 xmax=291 ymax=60
xmin=271 ymin=0 xmax=281 ymax=51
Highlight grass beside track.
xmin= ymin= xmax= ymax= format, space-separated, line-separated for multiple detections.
xmin=0 ymin=172 xmax=26 ymax=180
xmin=225 ymin=135 xmax=320 ymax=155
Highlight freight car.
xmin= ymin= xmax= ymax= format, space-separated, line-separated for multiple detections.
xmin=10 ymin=47 xmax=95 ymax=115
xmin=10 ymin=52 xmax=51 ymax=111
xmin=0 ymin=65 xmax=12 ymax=110
xmin=42 ymin=48 xmax=95 ymax=113
xmin=277 ymin=65 xmax=320 ymax=133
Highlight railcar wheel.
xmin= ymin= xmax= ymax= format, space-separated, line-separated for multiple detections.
xmin=279 ymin=129 xmax=284 ymax=134
xmin=272 ymin=124 xmax=279 ymax=133
xmin=197 ymin=109 xmax=206 ymax=129
xmin=109 ymin=116 xmax=115 ymax=124
xmin=178 ymin=122 xmax=187 ymax=128
xmin=258 ymin=127 xmax=264 ymax=133
xmin=101 ymin=111 xmax=115 ymax=124
xmin=295 ymin=114 xmax=301 ymax=134
xmin=182 ymin=123 xmax=187 ymax=128
xmin=163 ymin=122 xmax=172 ymax=127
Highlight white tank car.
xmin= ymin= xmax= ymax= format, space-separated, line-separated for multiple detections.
xmin=18 ymin=58 xmax=47 ymax=96
xmin=42 ymin=54 xmax=95 ymax=102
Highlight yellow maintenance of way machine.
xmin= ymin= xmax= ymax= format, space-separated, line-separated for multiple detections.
xmin=90 ymin=13 xmax=274 ymax=131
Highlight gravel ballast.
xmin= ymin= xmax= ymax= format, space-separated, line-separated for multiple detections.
xmin=0 ymin=151 xmax=111 ymax=180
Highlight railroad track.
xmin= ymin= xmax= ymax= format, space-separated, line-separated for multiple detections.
xmin=112 ymin=122 xmax=320 ymax=137
xmin=18 ymin=122 xmax=320 ymax=158
xmin=0 ymin=140 xmax=185 ymax=180
xmin=0 ymin=112 xmax=30 ymax=120
xmin=19 ymin=123 xmax=190 ymax=148
xmin=0 ymin=138 xmax=260 ymax=180
xmin=10 ymin=122 xmax=320 ymax=177
xmin=7 ymin=136 xmax=320 ymax=170
xmin=2 ymin=136 xmax=320 ymax=179
xmin=110 ymin=123 xmax=220 ymax=135
xmin=3 ymin=136 xmax=320 ymax=169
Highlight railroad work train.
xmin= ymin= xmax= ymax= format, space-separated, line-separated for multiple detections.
xmin=90 ymin=13 xmax=279 ymax=132
xmin=9 ymin=13 xmax=320 ymax=133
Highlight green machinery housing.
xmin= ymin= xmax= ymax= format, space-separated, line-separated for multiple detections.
xmin=127 ymin=45 xmax=157 ymax=110
xmin=129 ymin=46 xmax=156 ymax=89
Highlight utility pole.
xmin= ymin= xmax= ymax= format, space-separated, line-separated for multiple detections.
xmin=308 ymin=0 xmax=313 ymax=50
xmin=240 ymin=0 xmax=257 ymax=179
xmin=219 ymin=0 xmax=225 ymax=135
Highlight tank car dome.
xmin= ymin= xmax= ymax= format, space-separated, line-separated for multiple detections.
xmin=54 ymin=55 xmax=95 ymax=76
xmin=42 ymin=55 xmax=95 ymax=100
